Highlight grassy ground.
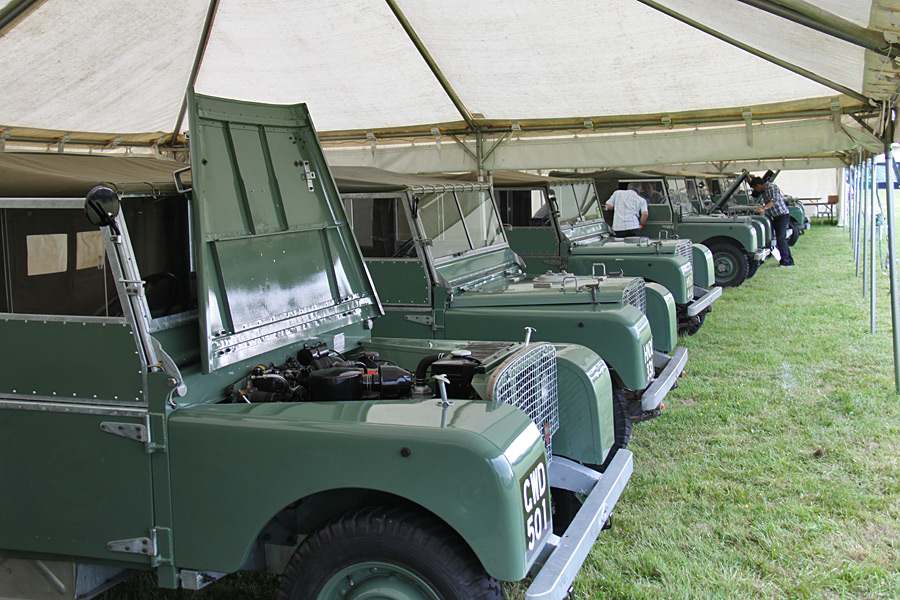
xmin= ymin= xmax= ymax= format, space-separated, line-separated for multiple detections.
xmin=565 ymin=221 xmax=900 ymax=600
xmin=102 ymin=222 xmax=900 ymax=600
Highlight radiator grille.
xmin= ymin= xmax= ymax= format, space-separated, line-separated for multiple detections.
xmin=622 ymin=278 xmax=647 ymax=314
xmin=489 ymin=343 xmax=559 ymax=459
xmin=675 ymin=240 xmax=693 ymax=270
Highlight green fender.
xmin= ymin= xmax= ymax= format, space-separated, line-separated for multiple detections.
xmin=644 ymin=282 xmax=677 ymax=353
xmin=166 ymin=399 xmax=546 ymax=582
xmin=692 ymin=244 xmax=715 ymax=288
xmin=551 ymin=344 xmax=615 ymax=466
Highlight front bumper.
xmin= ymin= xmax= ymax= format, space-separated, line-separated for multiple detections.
xmin=751 ymin=248 xmax=769 ymax=262
xmin=686 ymin=285 xmax=722 ymax=317
xmin=638 ymin=347 xmax=688 ymax=412
xmin=527 ymin=451 xmax=634 ymax=600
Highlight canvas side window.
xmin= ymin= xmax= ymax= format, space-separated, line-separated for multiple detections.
xmin=494 ymin=190 xmax=544 ymax=226
xmin=344 ymin=197 xmax=415 ymax=258
xmin=2 ymin=208 xmax=116 ymax=316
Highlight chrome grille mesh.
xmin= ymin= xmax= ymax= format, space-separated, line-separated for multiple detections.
xmin=675 ymin=240 xmax=693 ymax=269
xmin=489 ymin=343 xmax=559 ymax=458
xmin=622 ymin=278 xmax=647 ymax=314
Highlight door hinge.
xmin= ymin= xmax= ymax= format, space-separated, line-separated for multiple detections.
xmin=101 ymin=418 xmax=166 ymax=453
xmin=100 ymin=421 xmax=147 ymax=443
xmin=404 ymin=314 xmax=434 ymax=326
xmin=108 ymin=529 xmax=158 ymax=557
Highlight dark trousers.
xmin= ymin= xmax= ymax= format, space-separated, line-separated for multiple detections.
xmin=614 ymin=228 xmax=641 ymax=238
xmin=772 ymin=213 xmax=794 ymax=265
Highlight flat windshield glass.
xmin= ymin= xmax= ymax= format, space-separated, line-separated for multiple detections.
xmin=553 ymin=183 xmax=602 ymax=225
xmin=457 ymin=189 xmax=504 ymax=250
xmin=667 ymin=179 xmax=698 ymax=215
xmin=417 ymin=191 xmax=471 ymax=259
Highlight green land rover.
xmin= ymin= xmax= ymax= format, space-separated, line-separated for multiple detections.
xmin=0 ymin=92 xmax=632 ymax=600
xmin=472 ymin=170 xmax=721 ymax=335
xmin=332 ymin=166 xmax=688 ymax=447
xmin=554 ymin=170 xmax=769 ymax=287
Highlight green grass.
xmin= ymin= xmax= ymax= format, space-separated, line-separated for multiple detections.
xmin=102 ymin=222 xmax=900 ymax=600
xmin=567 ymin=221 xmax=900 ymax=600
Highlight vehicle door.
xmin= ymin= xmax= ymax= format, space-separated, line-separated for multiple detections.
xmin=0 ymin=202 xmax=156 ymax=564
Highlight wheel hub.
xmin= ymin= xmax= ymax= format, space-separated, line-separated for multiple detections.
xmin=319 ymin=562 xmax=440 ymax=600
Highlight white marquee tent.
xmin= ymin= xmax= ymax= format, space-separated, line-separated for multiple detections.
xmin=1 ymin=0 xmax=899 ymax=173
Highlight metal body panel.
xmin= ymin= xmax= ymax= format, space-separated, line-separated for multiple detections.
xmin=166 ymin=399 xmax=545 ymax=581
xmin=0 ymin=316 xmax=143 ymax=403
xmin=567 ymin=251 xmax=691 ymax=305
xmin=187 ymin=92 xmax=381 ymax=372
xmin=439 ymin=305 xmax=651 ymax=390
xmin=0 ymin=406 xmax=154 ymax=564
xmin=364 ymin=259 xmax=431 ymax=305
xmin=551 ymin=344 xmax=614 ymax=466
xmin=692 ymin=244 xmax=715 ymax=287
xmin=643 ymin=282 xmax=677 ymax=353
xmin=373 ymin=306 xmax=651 ymax=392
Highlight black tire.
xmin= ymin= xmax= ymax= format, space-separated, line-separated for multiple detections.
xmin=598 ymin=385 xmax=631 ymax=473
xmin=551 ymin=488 xmax=579 ymax=536
xmin=708 ymin=243 xmax=749 ymax=287
xmin=678 ymin=309 xmax=706 ymax=336
xmin=746 ymin=258 xmax=760 ymax=279
xmin=787 ymin=219 xmax=801 ymax=246
xmin=278 ymin=506 xmax=504 ymax=600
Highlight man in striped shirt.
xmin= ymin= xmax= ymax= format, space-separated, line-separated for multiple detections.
xmin=749 ymin=176 xmax=794 ymax=267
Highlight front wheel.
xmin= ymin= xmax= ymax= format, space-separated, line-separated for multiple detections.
xmin=708 ymin=243 xmax=749 ymax=287
xmin=278 ymin=506 xmax=504 ymax=600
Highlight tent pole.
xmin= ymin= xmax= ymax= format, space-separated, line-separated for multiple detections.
xmin=734 ymin=0 xmax=898 ymax=57
xmin=384 ymin=0 xmax=477 ymax=131
xmin=885 ymin=130 xmax=900 ymax=391
xmin=634 ymin=0 xmax=871 ymax=104
xmin=871 ymin=151 xmax=878 ymax=332
xmin=170 ymin=0 xmax=220 ymax=145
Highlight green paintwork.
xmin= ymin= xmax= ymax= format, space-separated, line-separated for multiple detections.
xmin=644 ymin=282 xmax=677 ymax=353
xmin=692 ymin=244 xmax=715 ymax=287
xmin=0 ymin=93 xmax=624 ymax=597
xmin=333 ymin=171 xmax=661 ymax=392
xmin=0 ymin=317 xmax=144 ymax=402
xmin=167 ymin=394 xmax=545 ymax=581
xmin=188 ymin=91 xmax=381 ymax=373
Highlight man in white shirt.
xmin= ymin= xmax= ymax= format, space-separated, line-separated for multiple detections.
xmin=605 ymin=182 xmax=649 ymax=237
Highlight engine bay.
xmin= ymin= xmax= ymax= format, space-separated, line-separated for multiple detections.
xmin=226 ymin=342 xmax=488 ymax=404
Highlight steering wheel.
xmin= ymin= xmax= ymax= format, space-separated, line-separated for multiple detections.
xmin=93 ymin=271 xmax=181 ymax=318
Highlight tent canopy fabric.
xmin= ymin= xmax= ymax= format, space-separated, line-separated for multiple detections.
xmin=0 ymin=152 xmax=188 ymax=197
xmin=331 ymin=165 xmax=488 ymax=193
xmin=1 ymin=0 xmax=898 ymax=171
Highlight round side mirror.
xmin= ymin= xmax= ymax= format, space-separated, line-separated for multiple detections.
xmin=84 ymin=185 xmax=120 ymax=228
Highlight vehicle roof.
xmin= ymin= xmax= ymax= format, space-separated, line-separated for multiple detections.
xmin=0 ymin=152 xmax=188 ymax=197
xmin=434 ymin=170 xmax=595 ymax=188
